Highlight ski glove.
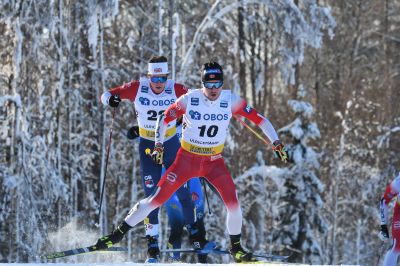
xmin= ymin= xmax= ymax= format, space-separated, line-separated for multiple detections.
xmin=272 ymin=140 xmax=288 ymax=162
xmin=108 ymin=95 xmax=121 ymax=108
xmin=151 ymin=143 xmax=164 ymax=165
xmin=127 ymin=126 xmax=139 ymax=140
xmin=379 ymin=224 xmax=389 ymax=241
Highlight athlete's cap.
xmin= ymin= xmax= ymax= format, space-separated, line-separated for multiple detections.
xmin=148 ymin=62 xmax=169 ymax=75
xmin=201 ymin=62 xmax=223 ymax=82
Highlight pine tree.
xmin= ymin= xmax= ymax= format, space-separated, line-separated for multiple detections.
xmin=276 ymin=86 xmax=327 ymax=264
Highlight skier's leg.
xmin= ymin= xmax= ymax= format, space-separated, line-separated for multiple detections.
xmin=138 ymin=138 xmax=162 ymax=237
xmin=189 ymin=178 xmax=206 ymax=221
xmin=95 ymin=149 xmax=192 ymax=250
xmin=164 ymin=136 xmax=196 ymax=227
xmin=188 ymin=178 xmax=208 ymax=263
xmin=138 ymin=138 xmax=163 ymax=262
xmin=164 ymin=138 xmax=212 ymax=261
xmin=165 ymin=193 xmax=184 ymax=261
xmin=204 ymin=157 xmax=256 ymax=263
xmin=203 ymin=159 xmax=242 ymax=235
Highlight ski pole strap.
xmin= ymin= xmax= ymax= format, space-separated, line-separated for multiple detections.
xmin=233 ymin=116 xmax=270 ymax=146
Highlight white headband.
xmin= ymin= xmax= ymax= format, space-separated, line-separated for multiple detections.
xmin=148 ymin=62 xmax=169 ymax=75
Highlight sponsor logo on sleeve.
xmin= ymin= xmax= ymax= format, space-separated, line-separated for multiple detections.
xmin=395 ymin=221 xmax=400 ymax=229
xmin=165 ymin=88 xmax=172 ymax=94
xmin=141 ymin=86 xmax=149 ymax=93
xmin=244 ymin=105 xmax=252 ymax=114
xmin=166 ymin=172 xmax=177 ymax=183
xmin=191 ymin=97 xmax=199 ymax=106
xmin=139 ymin=97 xmax=150 ymax=106
xmin=169 ymin=109 xmax=177 ymax=118
xmin=191 ymin=192 xmax=199 ymax=202
xmin=189 ymin=110 xmax=201 ymax=120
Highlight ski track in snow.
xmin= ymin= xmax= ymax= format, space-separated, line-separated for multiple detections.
xmin=0 ymin=262 xmax=307 ymax=266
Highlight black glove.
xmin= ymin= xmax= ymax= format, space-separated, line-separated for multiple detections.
xmin=108 ymin=95 xmax=121 ymax=108
xmin=379 ymin=224 xmax=389 ymax=241
xmin=272 ymin=140 xmax=288 ymax=162
xmin=127 ymin=126 xmax=139 ymax=140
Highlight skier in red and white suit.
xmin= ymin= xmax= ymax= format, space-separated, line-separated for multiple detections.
xmin=95 ymin=61 xmax=288 ymax=263
xmin=380 ymin=173 xmax=400 ymax=266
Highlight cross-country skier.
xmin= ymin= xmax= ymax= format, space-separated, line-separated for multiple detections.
xmin=126 ymin=123 xmax=208 ymax=262
xmin=99 ymin=56 xmax=207 ymax=262
xmin=379 ymin=173 xmax=400 ymax=266
xmin=95 ymin=61 xmax=287 ymax=263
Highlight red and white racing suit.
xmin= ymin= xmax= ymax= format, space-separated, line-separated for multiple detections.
xmin=381 ymin=174 xmax=400 ymax=266
xmin=124 ymin=89 xmax=280 ymax=235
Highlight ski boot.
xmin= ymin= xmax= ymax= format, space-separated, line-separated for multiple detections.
xmin=230 ymin=242 xmax=257 ymax=263
xmin=94 ymin=221 xmax=131 ymax=250
xmin=189 ymin=231 xmax=216 ymax=264
xmin=145 ymin=235 xmax=160 ymax=263
xmin=166 ymin=242 xmax=181 ymax=262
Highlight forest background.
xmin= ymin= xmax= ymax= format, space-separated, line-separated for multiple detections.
xmin=1 ymin=0 xmax=399 ymax=265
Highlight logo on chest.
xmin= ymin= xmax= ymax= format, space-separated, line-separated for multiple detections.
xmin=188 ymin=110 xmax=229 ymax=121
xmin=138 ymin=97 xmax=175 ymax=106
xmin=139 ymin=97 xmax=150 ymax=106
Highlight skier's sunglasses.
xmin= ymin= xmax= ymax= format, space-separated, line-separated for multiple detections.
xmin=150 ymin=76 xmax=168 ymax=83
xmin=203 ymin=81 xmax=223 ymax=89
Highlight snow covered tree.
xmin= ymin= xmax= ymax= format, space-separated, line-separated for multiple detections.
xmin=276 ymin=86 xmax=327 ymax=264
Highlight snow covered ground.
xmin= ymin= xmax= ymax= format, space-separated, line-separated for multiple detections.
xmin=0 ymin=262 xmax=301 ymax=266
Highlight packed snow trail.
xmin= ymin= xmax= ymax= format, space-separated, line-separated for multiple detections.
xmin=0 ymin=262 xmax=307 ymax=266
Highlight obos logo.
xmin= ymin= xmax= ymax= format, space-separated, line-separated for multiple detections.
xmin=151 ymin=99 xmax=175 ymax=106
xmin=203 ymin=113 xmax=229 ymax=121
xmin=189 ymin=110 xmax=201 ymax=120
xmin=139 ymin=97 xmax=150 ymax=106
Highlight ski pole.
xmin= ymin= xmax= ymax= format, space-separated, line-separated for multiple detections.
xmin=233 ymin=115 xmax=270 ymax=146
xmin=201 ymin=178 xmax=212 ymax=216
xmin=97 ymin=107 xmax=117 ymax=227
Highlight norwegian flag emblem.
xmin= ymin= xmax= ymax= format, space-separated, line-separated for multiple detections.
xmin=154 ymin=68 xmax=162 ymax=73
xmin=145 ymin=180 xmax=154 ymax=188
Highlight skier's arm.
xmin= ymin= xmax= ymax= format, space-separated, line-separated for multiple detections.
xmin=231 ymin=95 xmax=279 ymax=143
xmin=381 ymin=175 xmax=400 ymax=224
xmin=231 ymin=94 xmax=287 ymax=162
xmin=150 ymin=96 xmax=187 ymax=165
xmin=155 ymin=95 xmax=187 ymax=145
xmin=379 ymin=174 xmax=400 ymax=241
xmin=174 ymin=83 xmax=189 ymax=97
xmin=100 ymin=81 xmax=140 ymax=107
